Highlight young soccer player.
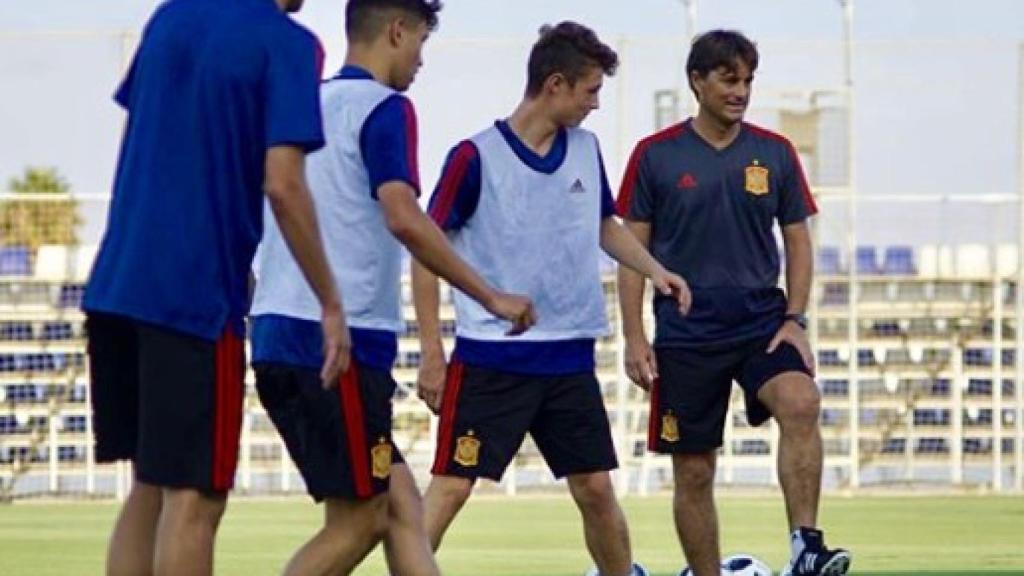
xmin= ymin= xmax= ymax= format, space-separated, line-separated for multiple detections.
xmin=83 ymin=0 xmax=347 ymax=574
xmin=250 ymin=1 xmax=534 ymax=575
xmin=414 ymin=21 xmax=690 ymax=576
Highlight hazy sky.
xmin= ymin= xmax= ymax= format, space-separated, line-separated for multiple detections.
xmin=1 ymin=0 xmax=1023 ymax=244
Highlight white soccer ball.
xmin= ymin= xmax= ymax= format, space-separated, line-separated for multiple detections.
xmin=722 ymin=553 xmax=772 ymax=575
xmin=678 ymin=553 xmax=773 ymax=576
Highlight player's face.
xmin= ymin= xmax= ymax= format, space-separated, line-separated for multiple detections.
xmin=556 ymin=65 xmax=603 ymax=127
xmin=693 ymin=59 xmax=754 ymax=126
xmin=391 ymin=20 xmax=430 ymax=92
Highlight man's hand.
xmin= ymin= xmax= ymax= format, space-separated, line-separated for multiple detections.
xmin=624 ymin=334 xmax=658 ymax=392
xmin=417 ymin=351 xmax=447 ymax=414
xmin=319 ymin=305 xmax=352 ymax=389
xmin=485 ymin=292 xmax=538 ymax=336
xmin=767 ymin=319 xmax=816 ymax=376
xmin=651 ymin=268 xmax=692 ymax=316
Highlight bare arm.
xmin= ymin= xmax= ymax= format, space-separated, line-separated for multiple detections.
xmin=379 ymin=181 xmax=534 ymax=412
xmin=411 ymin=259 xmax=445 ymax=412
xmin=378 ymin=182 xmax=535 ymax=334
xmin=616 ymin=220 xmax=660 ymax=390
xmin=766 ymin=220 xmax=816 ymax=373
xmin=264 ymin=146 xmax=349 ymax=386
xmin=781 ymin=221 xmax=813 ymax=315
xmin=602 ymin=217 xmax=691 ymax=315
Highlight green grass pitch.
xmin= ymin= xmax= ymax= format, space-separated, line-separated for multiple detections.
xmin=0 ymin=495 xmax=1022 ymax=575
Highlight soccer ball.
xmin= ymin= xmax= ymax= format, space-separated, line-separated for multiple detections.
xmin=678 ymin=553 xmax=773 ymax=576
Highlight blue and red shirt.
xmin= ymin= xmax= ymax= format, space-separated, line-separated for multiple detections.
xmin=250 ymin=65 xmax=420 ymax=371
xmin=83 ymin=0 xmax=325 ymax=340
xmin=427 ymin=120 xmax=616 ymax=375
xmin=617 ymin=119 xmax=817 ymax=348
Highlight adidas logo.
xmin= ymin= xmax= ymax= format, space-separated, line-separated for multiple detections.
xmin=677 ymin=173 xmax=697 ymax=189
xmin=569 ymin=178 xmax=586 ymax=194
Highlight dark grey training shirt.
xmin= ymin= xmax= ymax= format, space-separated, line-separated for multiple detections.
xmin=617 ymin=119 xmax=817 ymax=349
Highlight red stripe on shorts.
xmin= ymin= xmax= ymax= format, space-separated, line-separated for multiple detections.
xmin=431 ymin=360 xmax=465 ymax=475
xmin=339 ymin=362 xmax=373 ymax=498
xmin=212 ymin=329 xmax=244 ymax=491
xmin=647 ymin=377 xmax=662 ymax=451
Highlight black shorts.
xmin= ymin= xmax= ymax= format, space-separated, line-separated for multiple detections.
xmin=254 ymin=361 xmax=401 ymax=501
xmin=86 ymin=312 xmax=245 ymax=493
xmin=650 ymin=337 xmax=811 ymax=454
xmin=432 ymin=361 xmax=618 ymax=481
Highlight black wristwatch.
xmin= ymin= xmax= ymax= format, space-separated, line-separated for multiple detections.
xmin=784 ymin=313 xmax=808 ymax=330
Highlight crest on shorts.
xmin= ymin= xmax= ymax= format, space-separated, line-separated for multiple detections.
xmin=454 ymin=430 xmax=481 ymax=467
xmin=744 ymin=161 xmax=770 ymax=196
xmin=371 ymin=438 xmax=392 ymax=480
xmin=661 ymin=411 xmax=680 ymax=443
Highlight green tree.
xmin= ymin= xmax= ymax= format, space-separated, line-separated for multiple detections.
xmin=1 ymin=167 xmax=81 ymax=250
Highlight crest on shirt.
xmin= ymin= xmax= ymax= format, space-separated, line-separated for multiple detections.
xmin=569 ymin=178 xmax=586 ymax=194
xmin=371 ymin=437 xmax=392 ymax=480
xmin=661 ymin=411 xmax=680 ymax=443
xmin=744 ymin=160 xmax=770 ymax=196
xmin=454 ymin=430 xmax=481 ymax=467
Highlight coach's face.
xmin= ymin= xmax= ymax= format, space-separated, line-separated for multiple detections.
xmin=692 ymin=59 xmax=753 ymax=126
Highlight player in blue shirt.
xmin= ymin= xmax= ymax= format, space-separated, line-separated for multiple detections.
xmin=82 ymin=0 xmax=347 ymax=574
xmin=415 ymin=22 xmax=690 ymax=576
xmin=617 ymin=30 xmax=851 ymax=576
xmin=250 ymin=1 xmax=535 ymax=575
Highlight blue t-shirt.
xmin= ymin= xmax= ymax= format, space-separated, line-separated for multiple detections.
xmin=618 ymin=119 xmax=818 ymax=349
xmin=426 ymin=120 xmax=616 ymax=375
xmin=250 ymin=65 xmax=419 ymax=371
xmin=83 ymin=0 xmax=325 ymax=340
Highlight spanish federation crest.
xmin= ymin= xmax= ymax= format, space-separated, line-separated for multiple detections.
xmin=454 ymin=430 xmax=481 ymax=467
xmin=371 ymin=438 xmax=392 ymax=480
xmin=744 ymin=161 xmax=770 ymax=196
xmin=661 ymin=411 xmax=680 ymax=443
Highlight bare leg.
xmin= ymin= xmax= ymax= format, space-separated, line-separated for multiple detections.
xmin=758 ymin=372 xmax=822 ymax=530
xmin=153 ymin=487 xmax=227 ymax=576
xmin=422 ymin=475 xmax=473 ymax=551
xmin=106 ymin=479 xmax=162 ymax=576
xmin=672 ymin=453 xmax=719 ymax=576
xmin=383 ymin=464 xmax=440 ymax=576
xmin=566 ymin=471 xmax=633 ymax=576
xmin=281 ymin=494 xmax=387 ymax=576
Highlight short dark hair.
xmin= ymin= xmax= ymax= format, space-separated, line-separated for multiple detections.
xmin=686 ymin=30 xmax=759 ymax=96
xmin=345 ymin=0 xmax=442 ymax=43
xmin=525 ymin=21 xmax=619 ymax=97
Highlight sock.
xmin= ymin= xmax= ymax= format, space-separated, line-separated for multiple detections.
xmin=790 ymin=529 xmax=806 ymax=563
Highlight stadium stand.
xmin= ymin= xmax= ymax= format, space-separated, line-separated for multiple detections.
xmin=1 ymin=238 xmax=1023 ymax=498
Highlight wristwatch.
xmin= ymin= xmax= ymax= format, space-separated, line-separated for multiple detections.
xmin=784 ymin=312 xmax=808 ymax=330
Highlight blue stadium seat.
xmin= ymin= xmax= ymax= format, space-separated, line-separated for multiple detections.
xmin=42 ymin=321 xmax=74 ymax=341
xmin=881 ymin=438 xmax=906 ymax=454
xmin=0 ymin=246 xmax=31 ymax=276
xmin=817 ymin=246 xmax=842 ymax=275
xmin=0 ymin=322 xmax=34 ymax=341
xmin=58 ymin=284 xmax=85 ymax=308
xmin=856 ymin=246 xmax=879 ymax=274
xmin=882 ymin=246 xmax=916 ymax=275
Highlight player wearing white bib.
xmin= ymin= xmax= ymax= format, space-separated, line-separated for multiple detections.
xmin=413 ymin=21 xmax=691 ymax=576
